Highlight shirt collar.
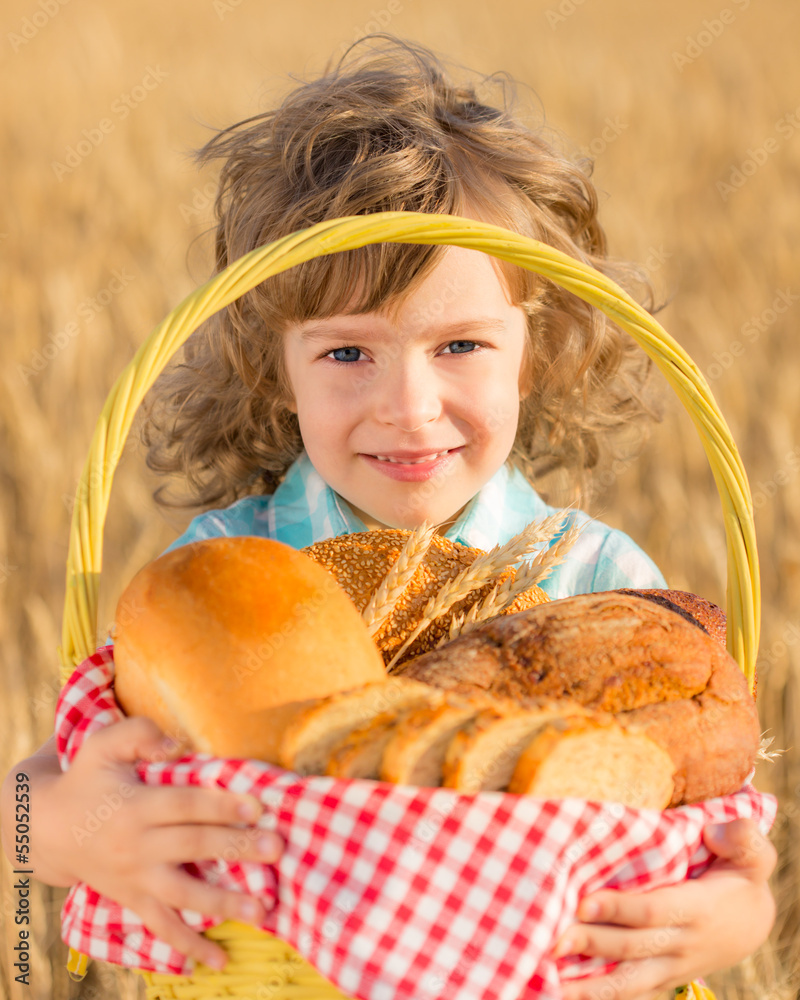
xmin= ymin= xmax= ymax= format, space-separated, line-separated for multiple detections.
xmin=443 ymin=461 xmax=549 ymax=550
xmin=268 ymin=451 xmax=366 ymax=546
xmin=271 ymin=450 xmax=548 ymax=551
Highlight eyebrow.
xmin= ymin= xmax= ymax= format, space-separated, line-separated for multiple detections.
xmin=298 ymin=318 xmax=509 ymax=343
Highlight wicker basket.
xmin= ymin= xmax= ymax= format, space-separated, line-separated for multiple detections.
xmin=58 ymin=212 xmax=759 ymax=999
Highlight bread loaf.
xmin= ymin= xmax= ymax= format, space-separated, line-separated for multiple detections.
xmin=303 ymin=529 xmax=549 ymax=667
xmin=112 ymin=527 xmax=755 ymax=809
xmin=379 ymin=694 xmax=504 ymax=786
xmin=396 ymin=591 xmax=759 ymax=804
xmin=319 ymin=687 xmax=676 ymax=808
xmin=113 ymin=537 xmax=387 ymax=763
xmin=616 ymin=588 xmax=727 ymax=647
xmin=325 ymin=710 xmax=416 ymax=779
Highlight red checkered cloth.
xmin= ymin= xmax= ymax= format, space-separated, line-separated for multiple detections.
xmin=57 ymin=647 xmax=776 ymax=1000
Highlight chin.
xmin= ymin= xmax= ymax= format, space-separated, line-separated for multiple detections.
xmin=385 ymin=505 xmax=454 ymax=532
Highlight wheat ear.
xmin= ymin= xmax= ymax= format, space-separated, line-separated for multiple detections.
xmin=441 ymin=521 xmax=583 ymax=643
xmin=756 ymin=733 xmax=784 ymax=762
xmin=385 ymin=509 xmax=571 ymax=671
xmin=361 ymin=522 xmax=437 ymax=637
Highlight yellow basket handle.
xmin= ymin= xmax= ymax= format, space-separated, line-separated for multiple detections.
xmin=58 ymin=211 xmax=759 ymax=692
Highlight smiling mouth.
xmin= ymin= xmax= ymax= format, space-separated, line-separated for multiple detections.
xmin=370 ymin=449 xmax=456 ymax=465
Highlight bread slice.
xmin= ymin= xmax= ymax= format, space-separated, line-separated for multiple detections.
xmin=442 ymin=700 xmax=592 ymax=793
xmin=379 ymin=693 xmax=502 ymax=786
xmin=508 ymin=715 xmax=675 ymax=809
xmin=325 ymin=708 xmax=419 ymax=780
xmin=279 ymin=678 xmax=441 ymax=774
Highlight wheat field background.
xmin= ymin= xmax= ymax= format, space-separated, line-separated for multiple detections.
xmin=1 ymin=1 xmax=799 ymax=998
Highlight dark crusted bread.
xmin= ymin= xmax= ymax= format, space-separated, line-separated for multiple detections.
xmin=396 ymin=591 xmax=759 ymax=805
xmin=616 ymin=588 xmax=727 ymax=648
xmin=617 ymin=684 xmax=759 ymax=806
xmin=379 ymin=694 xmax=506 ymax=786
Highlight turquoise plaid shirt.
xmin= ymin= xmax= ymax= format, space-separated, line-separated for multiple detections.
xmin=162 ymin=451 xmax=666 ymax=598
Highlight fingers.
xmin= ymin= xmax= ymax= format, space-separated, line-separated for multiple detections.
xmin=573 ymin=884 xmax=694 ymax=930
xmin=76 ymin=727 xmax=274 ymax=834
xmin=141 ymin=784 xmax=268 ymax=829
xmin=76 ymin=716 xmax=181 ymax=768
xmin=703 ymin=819 xmax=778 ymax=879
xmin=554 ymin=921 xmax=687 ymax=962
xmin=136 ymin=897 xmax=231 ymax=971
xmin=561 ymin=958 xmax=676 ymax=1000
xmin=76 ymin=720 xmax=282 ymax=836
xmin=146 ymin=820 xmax=284 ymax=866
xmin=159 ymin=866 xmax=272 ymax=927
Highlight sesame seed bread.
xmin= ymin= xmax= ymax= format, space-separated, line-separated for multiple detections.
xmin=303 ymin=529 xmax=549 ymax=668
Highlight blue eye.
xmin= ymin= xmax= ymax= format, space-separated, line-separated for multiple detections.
xmin=443 ymin=340 xmax=478 ymax=354
xmin=329 ymin=346 xmax=363 ymax=363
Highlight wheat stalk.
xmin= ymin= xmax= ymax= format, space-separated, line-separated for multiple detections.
xmin=385 ymin=509 xmax=572 ymax=671
xmin=447 ymin=591 xmax=487 ymax=640
xmin=361 ymin=521 xmax=437 ymax=637
xmin=441 ymin=521 xmax=583 ymax=644
xmin=756 ymin=733 xmax=784 ymax=762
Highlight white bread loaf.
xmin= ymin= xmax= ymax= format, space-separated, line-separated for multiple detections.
xmin=113 ymin=537 xmax=387 ymax=763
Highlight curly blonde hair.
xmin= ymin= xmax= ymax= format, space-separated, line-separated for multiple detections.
xmin=142 ymin=35 xmax=660 ymax=512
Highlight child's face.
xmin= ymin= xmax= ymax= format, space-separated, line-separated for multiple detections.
xmin=282 ymin=246 xmax=529 ymax=532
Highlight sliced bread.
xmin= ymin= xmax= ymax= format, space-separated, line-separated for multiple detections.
xmin=508 ymin=715 xmax=675 ymax=809
xmin=279 ymin=678 xmax=442 ymax=774
xmin=442 ymin=700 xmax=592 ymax=793
xmin=325 ymin=704 xmax=432 ymax=779
xmin=379 ymin=693 xmax=502 ymax=786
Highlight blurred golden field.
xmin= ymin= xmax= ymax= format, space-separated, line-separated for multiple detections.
xmin=1 ymin=0 xmax=799 ymax=998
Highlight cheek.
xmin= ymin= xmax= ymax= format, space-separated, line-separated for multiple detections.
xmin=294 ymin=379 xmax=357 ymax=443
xmin=462 ymin=363 xmax=522 ymax=440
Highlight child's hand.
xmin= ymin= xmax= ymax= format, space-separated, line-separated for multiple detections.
xmin=554 ymin=818 xmax=777 ymax=1000
xmin=41 ymin=717 xmax=284 ymax=971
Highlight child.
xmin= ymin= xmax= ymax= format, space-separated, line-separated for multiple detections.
xmin=1 ymin=36 xmax=776 ymax=999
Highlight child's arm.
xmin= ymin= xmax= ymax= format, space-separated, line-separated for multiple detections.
xmin=554 ymin=819 xmax=777 ymax=1000
xmin=0 ymin=717 xmax=284 ymax=971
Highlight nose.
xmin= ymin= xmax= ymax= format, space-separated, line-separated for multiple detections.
xmin=369 ymin=357 xmax=442 ymax=432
